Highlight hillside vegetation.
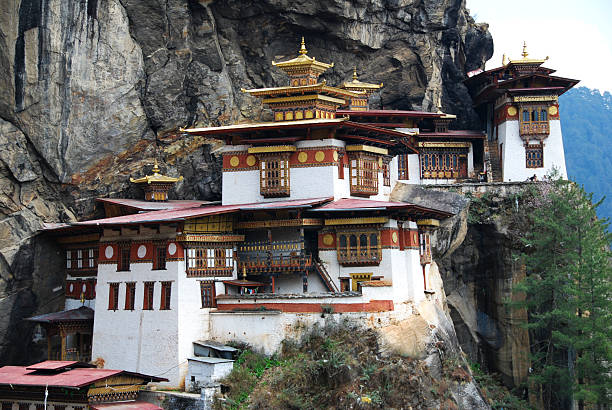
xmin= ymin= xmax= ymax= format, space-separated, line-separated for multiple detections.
xmin=560 ymin=87 xmax=612 ymax=222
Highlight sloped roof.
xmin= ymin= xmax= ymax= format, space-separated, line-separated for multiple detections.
xmin=96 ymin=198 xmax=215 ymax=211
xmin=25 ymin=306 xmax=94 ymax=324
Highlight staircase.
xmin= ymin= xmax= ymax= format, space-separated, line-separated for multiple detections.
xmin=485 ymin=141 xmax=503 ymax=182
xmin=312 ymin=259 xmax=339 ymax=293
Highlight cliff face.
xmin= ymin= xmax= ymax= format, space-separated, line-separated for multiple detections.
xmin=0 ymin=0 xmax=492 ymax=364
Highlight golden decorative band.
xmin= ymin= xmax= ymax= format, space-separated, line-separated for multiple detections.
xmin=325 ymin=217 xmax=388 ymax=226
xmin=345 ymin=145 xmax=388 ymax=155
xmin=248 ymin=145 xmax=297 ymax=154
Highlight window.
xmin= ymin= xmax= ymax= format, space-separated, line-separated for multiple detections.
xmin=420 ymin=150 xmax=467 ymax=179
xmin=118 ymin=244 xmax=130 ymax=272
xmin=526 ymin=144 xmax=544 ymax=168
xmin=184 ymin=214 xmax=233 ymax=233
xmin=125 ymin=282 xmax=135 ymax=310
xmin=382 ymin=160 xmax=390 ymax=186
xmin=186 ymin=246 xmax=234 ymax=277
xmin=419 ymin=231 xmax=431 ymax=264
xmin=200 ymin=281 xmax=216 ymax=308
xmin=143 ymin=282 xmax=154 ymax=310
xmin=340 ymin=278 xmax=350 ymax=292
xmin=398 ymin=154 xmax=409 ymax=180
xmin=108 ymin=283 xmax=119 ymax=311
xmin=349 ymin=153 xmax=378 ymax=197
xmin=66 ymin=247 xmax=98 ymax=271
xmin=519 ymin=105 xmax=550 ymax=136
xmin=336 ymin=231 xmax=381 ymax=265
xmin=153 ymin=245 xmax=166 ymax=270
xmin=160 ymin=281 xmax=172 ymax=310
xmin=260 ymin=153 xmax=290 ymax=197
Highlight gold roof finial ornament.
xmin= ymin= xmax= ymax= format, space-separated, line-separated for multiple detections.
xmin=502 ymin=53 xmax=508 ymax=66
xmin=299 ymin=36 xmax=307 ymax=55
xmin=353 ymin=67 xmax=358 ymax=81
xmin=508 ymin=41 xmax=548 ymax=66
xmin=522 ymin=41 xmax=529 ymax=58
xmin=130 ymin=159 xmax=183 ymax=201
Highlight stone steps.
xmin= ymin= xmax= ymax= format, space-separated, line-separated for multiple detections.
xmin=486 ymin=141 xmax=503 ymax=182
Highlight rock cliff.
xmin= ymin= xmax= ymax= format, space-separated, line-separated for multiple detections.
xmin=0 ymin=0 xmax=492 ymax=365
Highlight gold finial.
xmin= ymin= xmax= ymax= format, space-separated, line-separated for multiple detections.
xmin=299 ymin=37 xmax=307 ymax=55
xmin=522 ymin=41 xmax=528 ymax=58
xmin=152 ymin=158 xmax=161 ymax=175
xmin=436 ymin=95 xmax=443 ymax=113
xmin=242 ymin=266 xmax=247 ymax=280
xmin=502 ymin=53 xmax=508 ymax=66
xmin=353 ymin=67 xmax=358 ymax=81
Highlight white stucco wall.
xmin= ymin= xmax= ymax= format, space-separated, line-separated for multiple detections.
xmin=498 ymin=119 xmax=567 ymax=182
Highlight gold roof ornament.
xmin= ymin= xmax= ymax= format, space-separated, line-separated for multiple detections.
xmin=508 ymin=41 xmax=549 ymax=65
xmin=130 ymin=159 xmax=183 ymax=185
xmin=502 ymin=53 xmax=508 ymax=66
xmin=271 ymin=37 xmax=334 ymax=76
xmin=340 ymin=67 xmax=384 ymax=93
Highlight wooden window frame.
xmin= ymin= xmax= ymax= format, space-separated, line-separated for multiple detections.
xmin=525 ymin=144 xmax=544 ymax=168
xmin=143 ymin=281 xmax=155 ymax=310
xmin=397 ymin=154 xmax=409 ymax=180
xmin=66 ymin=246 xmax=98 ymax=273
xmin=348 ymin=152 xmax=379 ymax=197
xmin=108 ymin=283 xmax=119 ymax=311
xmin=117 ymin=244 xmax=131 ymax=272
xmin=153 ymin=244 xmax=167 ymax=270
xmin=160 ymin=281 xmax=172 ymax=310
xmin=519 ymin=105 xmax=550 ymax=136
xmin=259 ymin=153 xmax=290 ymax=198
xmin=200 ymin=281 xmax=216 ymax=308
xmin=420 ymin=150 xmax=467 ymax=179
xmin=124 ymin=282 xmax=136 ymax=311
xmin=186 ymin=245 xmax=234 ymax=277
xmin=419 ymin=231 xmax=432 ymax=265
xmin=382 ymin=159 xmax=391 ymax=187
xmin=336 ymin=230 xmax=382 ymax=266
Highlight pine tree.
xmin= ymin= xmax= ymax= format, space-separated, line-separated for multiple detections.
xmin=513 ymin=177 xmax=612 ymax=409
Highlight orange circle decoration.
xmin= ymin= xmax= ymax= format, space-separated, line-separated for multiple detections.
xmin=298 ymin=152 xmax=308 ymax=163
xmin=332 ymin=151 xmax=339 ymax=162
xmin=507 ymin=106 xmax=517 ymax=116
xmin=322 ymin=234 xmax=334 ymax=246
xmin=246 ymin=155 xmax=256 ymax=167
xmin=315 ymin=151 xmax=325 ymax=162
xmin=392 ymin=232 xmax=398 ymax=244
xmin=548 ymin=105 xmax=558 ymax=116
xmin=229 ymin=156 xmax=240 ymax=167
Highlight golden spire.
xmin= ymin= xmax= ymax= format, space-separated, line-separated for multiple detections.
xmin=299 ymin=36 xmax=307 ymax=55
xmin=502 ymin=53 xmax=508 ymax=66
xmin=152 ymin=158 xmax=161 ymax=175
xmin=353 ymin=67 xmax=358 ymax=81
xmin=522 ymin=41 xmax=528 ymax=58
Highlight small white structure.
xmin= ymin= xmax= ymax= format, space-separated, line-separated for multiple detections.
xmin=187 ymin=357 xmax=234 ymax=391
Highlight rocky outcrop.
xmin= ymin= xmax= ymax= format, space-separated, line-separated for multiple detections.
xmin=0 ymin=0 xmax=492 ymax=365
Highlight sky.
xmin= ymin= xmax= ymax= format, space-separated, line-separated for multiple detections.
xmin=467 ymin=0 xmax=612 ymax=93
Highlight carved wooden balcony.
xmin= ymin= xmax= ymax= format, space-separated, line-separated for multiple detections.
xmin=337 ymin=248 xmax=382 ymax=266
xmin=520 ymin=121 xmax=549 ymax=136
xmin=237 ymin=240 xmax=310 ymax=273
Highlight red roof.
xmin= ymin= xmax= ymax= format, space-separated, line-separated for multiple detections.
xmin=310 ymin=198 xmax=452 ymax=218
xmin=26 ymin=361 xmax=93 ymax=371
xmin=337 ymin=109 xmax=444 ymax=118
xmin=0 ymin=362 xmax=167 ymax=388
xmin=68 ymin=197 xmax=332 ymax=227
xmin=96 ymin=198 xmax=215 ymax=212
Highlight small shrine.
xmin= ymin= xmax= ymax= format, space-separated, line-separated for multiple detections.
xmin=129 ymin=160 xmax=183 ymax=201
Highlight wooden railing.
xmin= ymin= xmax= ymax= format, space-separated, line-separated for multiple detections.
xmin=337 ymin=247 xmax=382 ymax=266
xmin=237 ymin=254 xmax=312 ymax=273
xmin=520 ymin=121 xmax=549 ymax=136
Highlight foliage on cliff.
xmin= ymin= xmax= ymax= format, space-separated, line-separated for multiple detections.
xmin=215 ymin=320 xmax=515 ymax=409
xmin=513 ymin=177 xmax=612 ymax=409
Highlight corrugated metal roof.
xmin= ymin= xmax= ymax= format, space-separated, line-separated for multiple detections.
xmin=96 ymin=198 xmax=215 ymax=211
xmin=70 ymin=197 xmax=333 ymax=226
xmin=91 ymin=402 xmax=162 ymax=410
xmin=0 ymin=363 xmax=167 ymax=388
xmin=25 ymin=306 xmax=94 ymax=324
xmin=310 ymin=198 xmax=415 ymax=211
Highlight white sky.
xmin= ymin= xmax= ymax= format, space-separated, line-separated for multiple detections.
xmin=467 ymin=0 xmax=612 ymax=93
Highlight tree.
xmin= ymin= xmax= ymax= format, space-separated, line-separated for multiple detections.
xmin=513 ymin=177 xmax=612 ymax=409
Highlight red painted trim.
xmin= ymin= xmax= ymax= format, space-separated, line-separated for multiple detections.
xmin=216 ymin=300 xmax=394 ymax=313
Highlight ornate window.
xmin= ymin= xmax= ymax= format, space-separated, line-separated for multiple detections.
xmin=186 ymin=245 xmax=234 ymax=277
xmin=117 ymin=244 xmax=130 ymax=272
xmin=336 ymin=230 xmax=381 ymax=266
xmin=160 ymin=281 xmax=172 ymax=310
xmin=382 ymin=160 xmax=390 ymax=187
xmin=108 ymin=283 xmax=119 ymax=311
xmin=526 ymin=144 xmax=544 ymax=168
xmin=124 ymin=282 xmax=135 ymax=311
xmin=398 ymin=154 xmax=409 ymax=180
xmin=153 ymin=245 xmax=166 ymax=270
xmin=349 ymin=153 xmax=379 ymax=197
xmin=420 ymin=150 xmax=467 ymax=179
xmin=143 ymin=281 xmax=154 ymax=310
xmin=260 ymin=153 xmax=290 ymax=197
xmin=200 ymin=281 xmax=216 ymax=308
xmin=519 ymin=105 xmax=550 ymax=136
xmin=66 ymin=247 xmax=98 ymax=273
xmin=419 ymin=231 xmax=431 ymax=265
